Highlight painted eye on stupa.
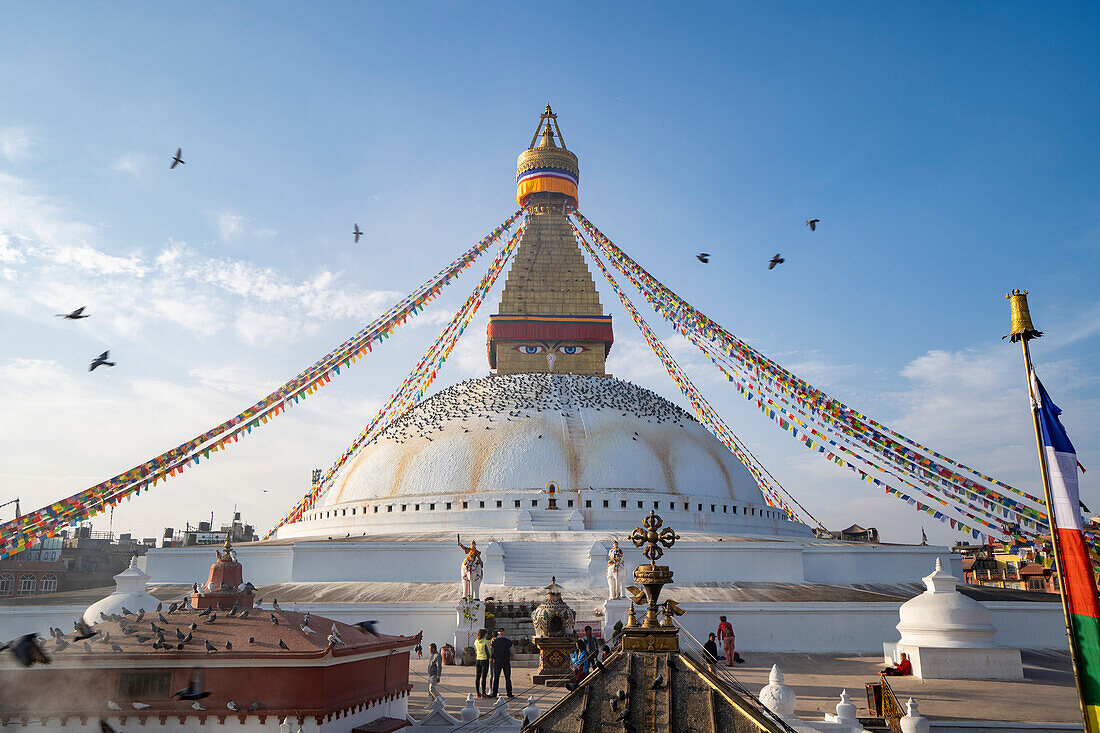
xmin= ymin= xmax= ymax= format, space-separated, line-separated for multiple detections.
xmin=514 ymin=345 xmax=545 ymax=354
xmin=556 ymin=345 xmax=588 ymax=355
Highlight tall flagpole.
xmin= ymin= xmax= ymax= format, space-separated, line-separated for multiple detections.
xmin=1006 ymin=288 xmax=1093 ymax=733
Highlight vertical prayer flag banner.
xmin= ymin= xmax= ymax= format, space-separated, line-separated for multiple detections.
xmin=1034 ymin=374 xmax=1100 ymax=729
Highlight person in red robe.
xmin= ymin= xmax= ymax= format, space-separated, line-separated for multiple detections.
xmin=882 ymin=652 xmax=912 ymax=676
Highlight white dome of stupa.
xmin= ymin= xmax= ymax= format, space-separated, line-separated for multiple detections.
xmin=83 ymin=556 xmax=161 ymax=625
xmin=327 ymin=373 xmax=762 ymax=504
xmin=895 ymin=558 xmax=997 ymax=649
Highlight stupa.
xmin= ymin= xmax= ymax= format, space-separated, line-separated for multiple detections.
xmin=132 ymin=108 xmax=1061 ymax=658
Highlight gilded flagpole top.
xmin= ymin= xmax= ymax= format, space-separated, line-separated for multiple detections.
xmin=1004 ymin=289 xmax=1043 ymax=342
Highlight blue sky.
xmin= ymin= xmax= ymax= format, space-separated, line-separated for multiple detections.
xmin=0 ymin=2 xmax=1096 ymax=544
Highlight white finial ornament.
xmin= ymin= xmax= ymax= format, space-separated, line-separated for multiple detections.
xmin=835 ymin=689 xmax=857 ymax=724
xmin=523 ymin=696 xmax=541 ymax=722
xmin=901 ymin=698 xmax=930 ymax=733
xmin=546 ymin=352 xmax=556 ymax=372
xmin=758 ymin=664 xmax=797 ymax=718
xmin=460 ymin=693 xmax=479 ymax=722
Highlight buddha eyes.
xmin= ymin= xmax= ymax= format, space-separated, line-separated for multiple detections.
xmin=512 ymin=344 xmax=588 ymax=355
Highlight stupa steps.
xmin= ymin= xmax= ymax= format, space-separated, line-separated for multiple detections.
xmin=501 ymin=539 xmax=591 ymax=585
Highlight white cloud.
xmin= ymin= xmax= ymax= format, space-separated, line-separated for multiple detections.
xmin=0 ymin=173 xmax=399 ymax=341
xmin=111 ymin=153 xmax=153 ymax=177
xmin=0 ymin=126 xmax=33 ymax=162
xmin=216 ymin=210 xmax=249 ymax=241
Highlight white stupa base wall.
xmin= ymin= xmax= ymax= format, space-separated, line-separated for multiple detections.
xmin=884 ymin=641 xmax=1024 ymax=680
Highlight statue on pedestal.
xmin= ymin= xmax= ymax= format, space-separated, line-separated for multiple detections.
xmin=457 ymin=535 xmax=484 ymax=600
xmin=606 ymin=541 xmax=624 ymax=600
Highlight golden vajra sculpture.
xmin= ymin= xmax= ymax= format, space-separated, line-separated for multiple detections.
xmin=630 ymin=510 xmax=679 ymax=564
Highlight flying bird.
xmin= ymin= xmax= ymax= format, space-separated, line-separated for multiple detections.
xmin=56 ymin=306 xmax=89 ymax=320
xmin=353 ymin=224 xmax=363 ymax=244
xmin=353 ymin=620 xmax=379 ymax=636
xmin=651 ymin=674 xmax=664 ymax=689
xmin=100 ymin=722 xmax=118 ymax=733
xmin=170 ymin=148 xmax=185 ymax=169
xmin=2 ymin=634 xmax=50 ymax=667
xmin=768 ymin=253 xmax=785 ymax=270
xmin=805 ymin=218 xmax=819 ymax=231
xmin=695 ymin=253 xmax=709 ymax=264
xmin=173 ymin=670 xmax=211 ymax=701
xmin=89 ymin=351 xmax=116 ymax=372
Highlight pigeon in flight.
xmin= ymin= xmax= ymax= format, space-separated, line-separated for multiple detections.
xmin=170 ymin=148 xmax=185 ymax=169
xmin=353 ymin=224 xmax=363 ymax=244
xmin=768 ymin=253 xmax=785 ymax=270
xmin=89 ymin=351 xmax=116 ymax=372
xmin=805 ymin=218 xmax=819 ymax=231
xmin=56 ymin=306 xmax=89 ymax=320
xmin=2 ymin=634 xmax=50 ymax=667
xmin=695 ymin=253 xmax=710 ymax=264
xmin=100 ymin=722 xmax=118 ymax=733
xmin=173 ymin=670 xmax=211 ymax=701
xmin=353 ymin=620 xmax=379 ymax=637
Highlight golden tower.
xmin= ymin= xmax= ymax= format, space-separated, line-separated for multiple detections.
xmin=487 ymin=106 xmax=614 ymax=375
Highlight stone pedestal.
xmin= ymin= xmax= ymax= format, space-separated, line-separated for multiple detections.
xmin=883 ymin=559 xmax=1023 ymax=680
xmin=883 ymin=641 xmax=1023 ymax=680
xmin=532 ymin=636 xmax=575 ymax=685
xmin=453 ymin=598 xmax=484 ymax=658
xmin=601 ymin=598 xmax=630 ymax=638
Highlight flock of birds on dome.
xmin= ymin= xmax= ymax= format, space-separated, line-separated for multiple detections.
xmin=49 ymin=147 xmax=371 ymax=374
xmin=371 ymin=373 xmax=697 ymax=447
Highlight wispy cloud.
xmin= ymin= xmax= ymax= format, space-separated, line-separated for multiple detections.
xmin=0 ymin=172 xmax=399 ymax=343
xmin=0 ymin=126 xmax=33 ymax=163
xmin=112 ymin=152 xmax=154 ymax=177
xmin=212 ymin=209 xmax=278 ymax=242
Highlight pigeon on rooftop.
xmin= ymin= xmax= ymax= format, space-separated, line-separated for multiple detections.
xmin=73 ymin=619 xmax=97 ymax=641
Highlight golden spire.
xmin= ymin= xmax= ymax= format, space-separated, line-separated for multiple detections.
xmin=1004 ymin=289 xmax=1043 ymax=342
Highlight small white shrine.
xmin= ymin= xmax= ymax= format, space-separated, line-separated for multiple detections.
xmin=82 ymin=555 xmax=161 ymax=625
xmin=883 ymin=558 xmax=1023 ymax=680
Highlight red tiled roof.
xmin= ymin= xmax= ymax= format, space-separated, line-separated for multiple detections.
xmin=51 ymin=606 xmax=416 ymax=662
xmin=1018 ymin=562 xmax=1049 ymax=576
